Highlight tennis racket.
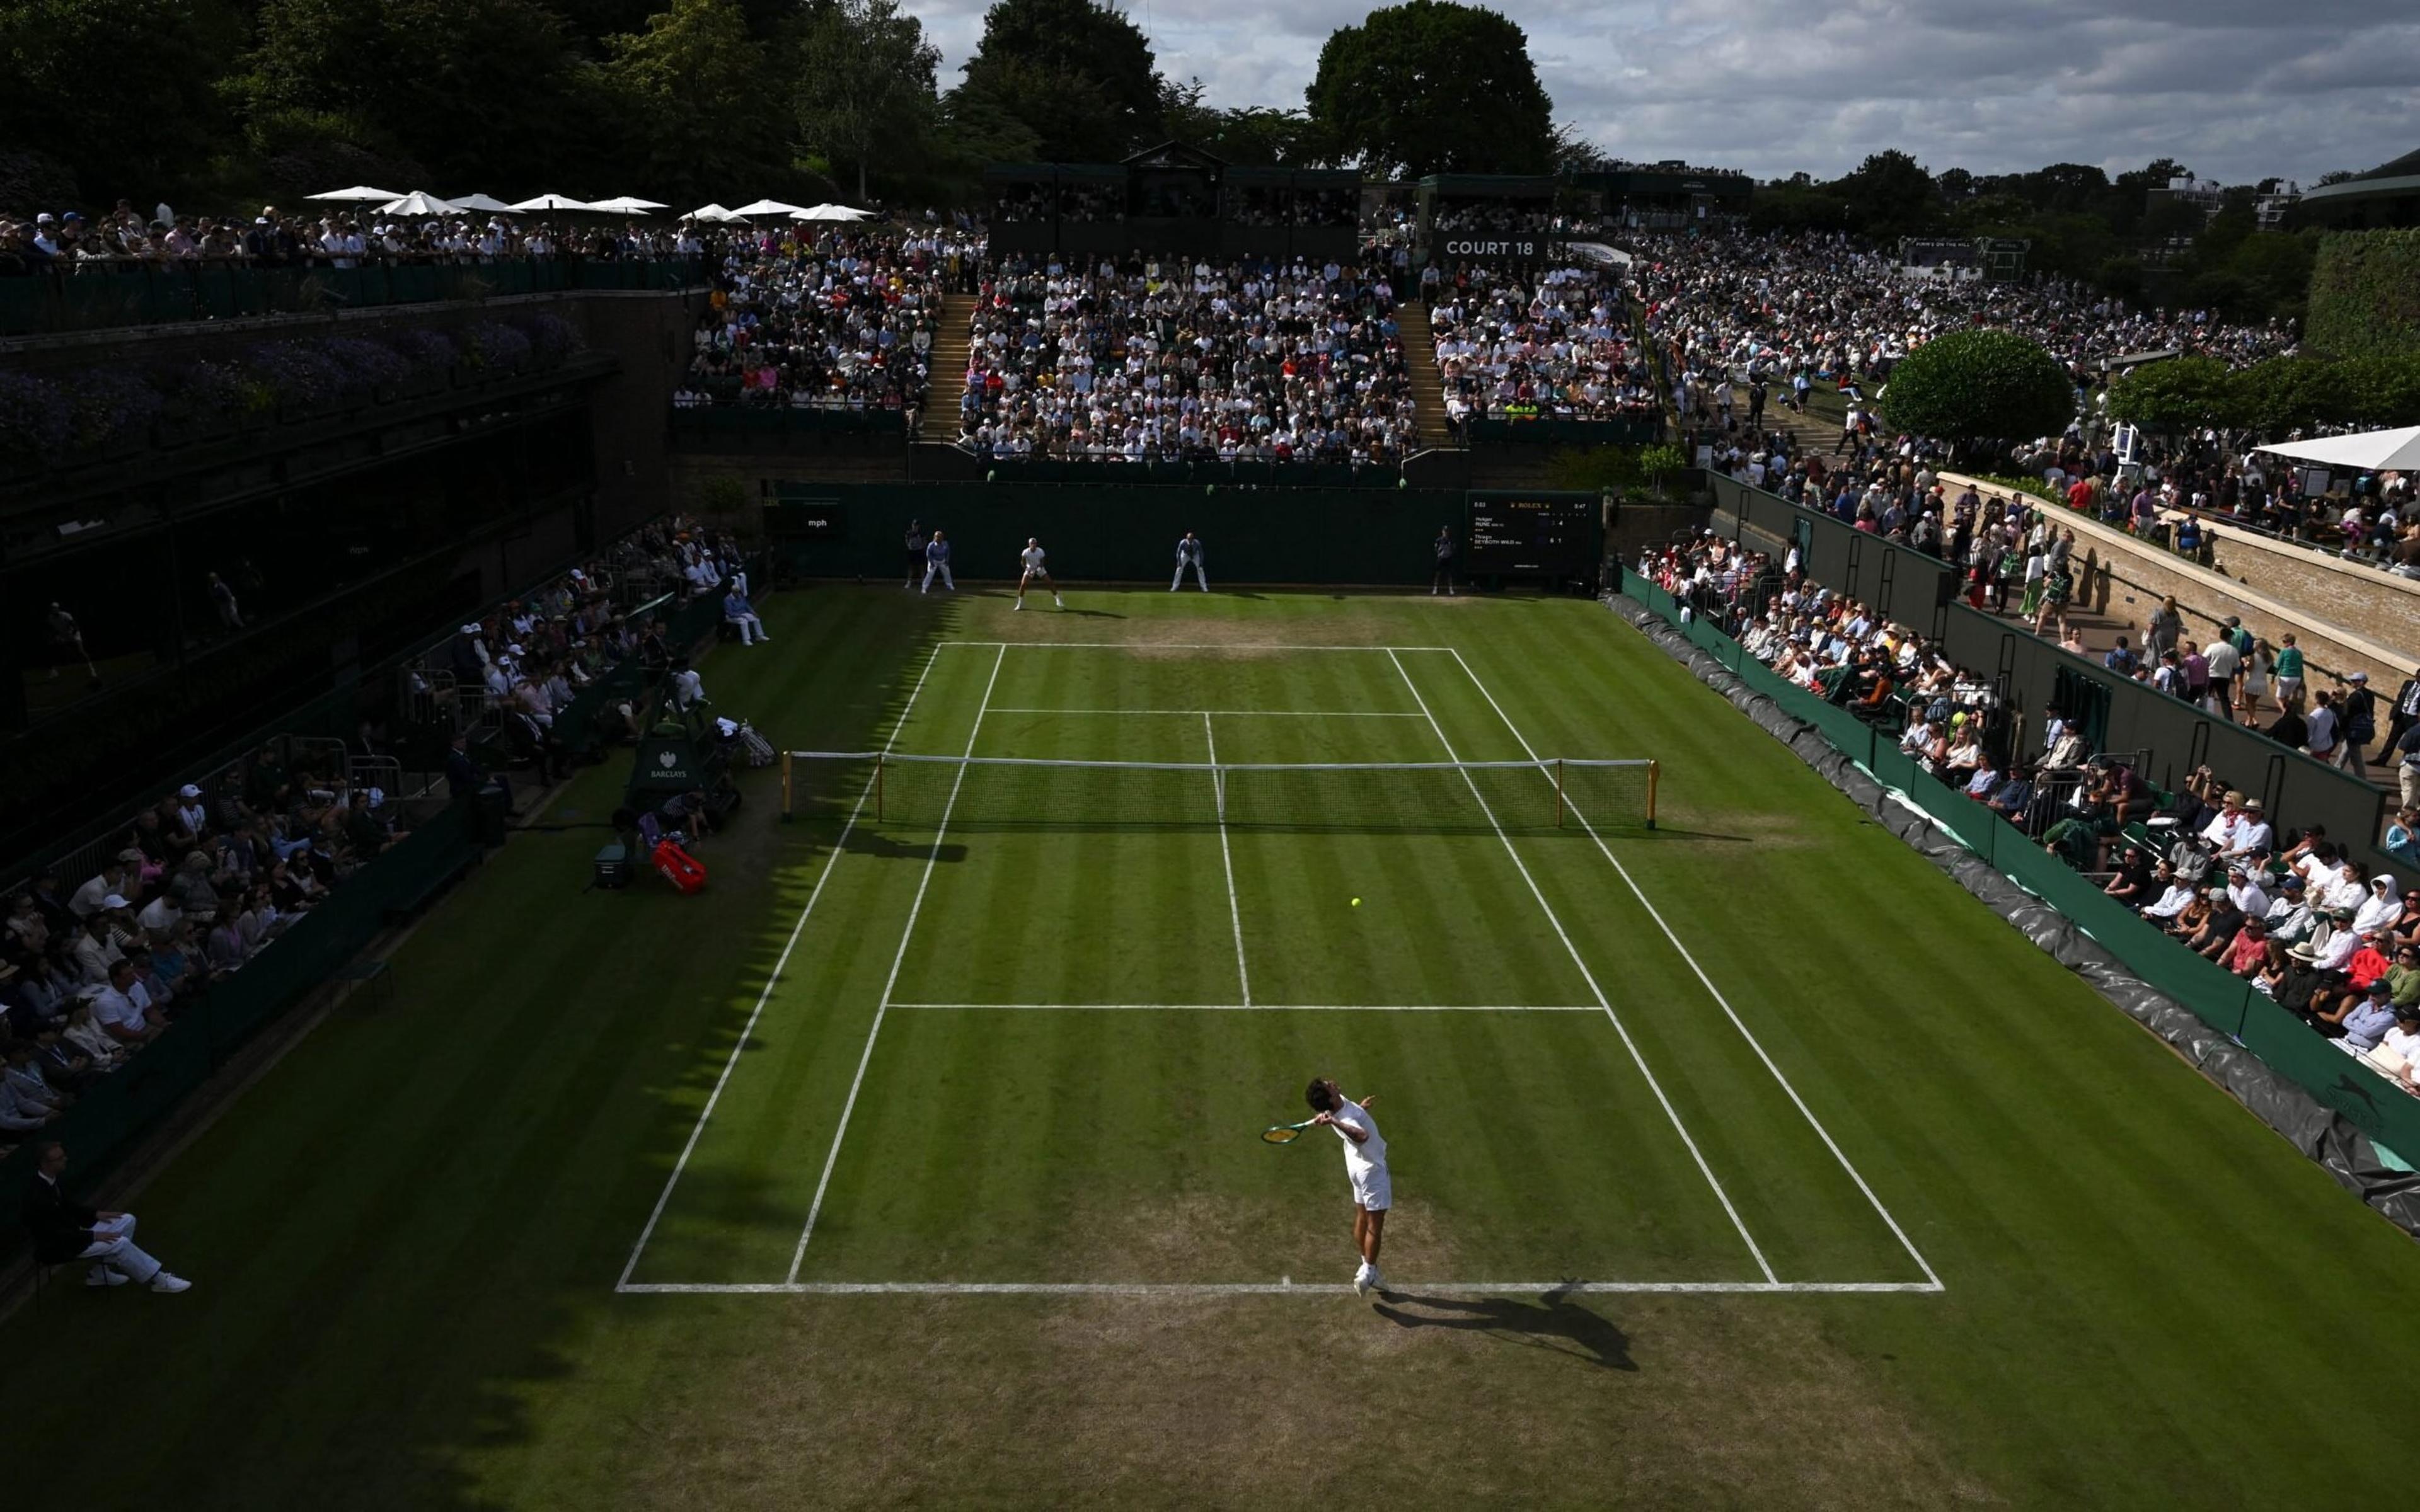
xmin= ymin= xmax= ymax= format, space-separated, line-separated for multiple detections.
xmin=1260 ymin=1120 xmax=1314 ymax=1145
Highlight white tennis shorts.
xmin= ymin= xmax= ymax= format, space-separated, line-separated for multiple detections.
xmin=1351 ymin=1164 xmax=1392 ymax=1212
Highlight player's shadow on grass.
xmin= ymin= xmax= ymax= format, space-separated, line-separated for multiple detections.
xmin=836 ymin=831 xmax=969 ymax=863
xmin=1373 ymin=1287 xmax=1637 ymax=1372
xmin=1057 ymin=605 xmax=1124 ymax=619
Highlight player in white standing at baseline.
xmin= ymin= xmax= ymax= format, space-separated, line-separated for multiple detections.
xmin=1306 ymin=1076 xmax=1390 ymax=1297
xmin=1172 ymin=530 xmax=1209 ymax=592
xmin=1014 ymin=537 xmax=1064 ymax=611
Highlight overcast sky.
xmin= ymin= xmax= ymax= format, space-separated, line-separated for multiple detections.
xmin=907 ymin=0 xmax=2419 ymax=186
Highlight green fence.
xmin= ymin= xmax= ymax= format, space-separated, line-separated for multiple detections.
xmin=1465 ymin=416 xmax=1661 ymax=447
xmin=1 ymin=259 xmax=709 ymax=336
xmin=0 ymin=805 xmax=485 ymax=1259
xmin=669 ymin=406 xmax=908 ymax=442
xmin=767 ymin=483 xmax=1485 ymax=586
xmin=957 ymin=457 xmax=1404 ymax=490
xmin=1621 ymin=568 xmax=2420 ymax=1157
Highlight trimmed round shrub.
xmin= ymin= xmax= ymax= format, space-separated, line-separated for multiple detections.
xmin=1878 ymin=329 xmax=2074 ymax=449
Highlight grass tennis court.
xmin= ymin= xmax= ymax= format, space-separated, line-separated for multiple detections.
xmin=11 ymin=587 xmax=2418 ymax=1508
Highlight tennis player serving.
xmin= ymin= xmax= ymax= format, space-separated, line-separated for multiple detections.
xmin=1307 ymin=1077 xmax=1389 ymax=1297
xmin=1015 ymin=538 xmax=1064 ymax=612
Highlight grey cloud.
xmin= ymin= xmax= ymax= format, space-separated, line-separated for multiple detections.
xmin=903 ymin=0 xmax=2419 ymax=182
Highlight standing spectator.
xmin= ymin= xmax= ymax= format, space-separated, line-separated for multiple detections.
xmin=2339 ymin=673 xmax=2377 ymax=779
xmin=2306 ymin=689 xmax=2342 ymax=767
xmin=903 ymin=520 xmax=929 ymax=590
xmin=207 ymin=571 xmax=243 ymax=632
xmin=21 ymin=1141 xmax=192 ymax=1292
xmin=2273 ymin=634 xmax=2305 ymax=707
xmin=2378 ymin=672 xmax=2420 ymax=767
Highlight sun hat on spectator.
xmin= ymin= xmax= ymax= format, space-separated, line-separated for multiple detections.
xmin=459 ymin=624 xmax=480 ymax=634
xmin=2244 ymin=798 xmax=2263 ymax=811
xmin=101 ymin=893 xmax=129 ymax=910
xmin=2349 ymin=671 xmax=2368 ymax=684
xmin=2289 ymin=942 xmax=2319 ymax=962
xmin=178 ymin=784 xmax=202 ymax=798
xmin=117 ymin=847 xmax=144 ymax=864
xmin=37 ymin=212 xmax=55 ymax=223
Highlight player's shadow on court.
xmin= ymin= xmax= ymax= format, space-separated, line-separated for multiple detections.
xmin=1373 ymin=1287 xmax=1637 ymax=1372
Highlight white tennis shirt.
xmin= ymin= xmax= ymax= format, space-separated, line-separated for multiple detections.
xmin=1330 ymin=1101 xmax=1386 ymax=1177
xmin=1020 ymin=546 xmax=1046 ymax=571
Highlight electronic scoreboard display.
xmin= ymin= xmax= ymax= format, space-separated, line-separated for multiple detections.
xmin=1466 ymin=493 xmax=1600 ymax=576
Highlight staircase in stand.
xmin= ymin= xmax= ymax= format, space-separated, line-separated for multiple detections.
xmin=1397 ymin=302 xmax=1448 ymax=452
xmin=918 ymin=292 xmax=975 ymax=442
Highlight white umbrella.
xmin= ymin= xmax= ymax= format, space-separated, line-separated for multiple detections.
xmin=792 ymin=203 xmax=872 ymax=222
xmin=2256 ymin=425 xmax=2420 ymax=472
xmin=308 ymin=185 xmax=401 ymax=203
xmin=589 ymin=195 xmax=669 ymax=214
xmin=686 ymin=203 xmax=740 ymax=222
xmin=376 ymin=191 xmax=461 ymax=217
xmin=449 ymin=192 xmax=517 ymax=214
xmin=509 ymin=193 xmax=596 ymax=212
xmin=729 ymin=198 xmax=813 ymax=217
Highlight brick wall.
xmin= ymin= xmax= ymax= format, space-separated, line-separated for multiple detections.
xmin=1938 ymin=472 xmax=2417 ymax=690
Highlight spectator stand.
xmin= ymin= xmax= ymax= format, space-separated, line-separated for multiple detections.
xmin=1698 ymin=471 xmax=2396 ymax=874
xmin=1615 ymin=562 xmax=2420 ymax=1176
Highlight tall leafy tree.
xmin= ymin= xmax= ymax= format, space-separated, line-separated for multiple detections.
xmin=604 ymin=0 xmax=783 ymax=205
xmin=957 ymin=0 xmax=1162 ymax=163
xmin=1 ymin=0 xmax=245 ymax=203
xmin=795 ymin=0 xmax=942 ymax=202
xmin=240 ymin=0 xmax=585 ymax=190
xmin=1306 ymin=1 xmax=1552 ymax=179
xmin=1827 ymin=149 xmax=1939 ymax=239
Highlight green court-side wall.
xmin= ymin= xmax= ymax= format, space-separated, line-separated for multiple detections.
xmin=765 ymin=484 xmax=1587 ymax=587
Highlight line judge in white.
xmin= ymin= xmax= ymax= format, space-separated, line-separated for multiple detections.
xmin=1306 ymin=1076 xmax=1390 ymax=1297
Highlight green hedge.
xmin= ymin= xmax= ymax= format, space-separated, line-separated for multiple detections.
xmin=2307 ymin=229 xmax=2420 ymax=360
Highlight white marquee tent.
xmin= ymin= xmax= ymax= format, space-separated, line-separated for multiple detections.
xmin=588 ymin=196 xmax=668 ymax=214
xmin=509 ymin=193 xmax=596 ymax=212
xmin=375 ymin=191 xmax=461 ymax=217
xmin=2256 ymin=426 xmax=2420 ymax=472
xmin=685 ymin=203 xmax=742 ymax=222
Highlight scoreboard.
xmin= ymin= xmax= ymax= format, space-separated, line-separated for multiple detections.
xmin=1466 ymin=492 xmax=1601 ymax=576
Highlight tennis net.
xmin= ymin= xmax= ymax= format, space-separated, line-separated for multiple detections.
xmin=780 ymin=752 xmax=1657 ymax=833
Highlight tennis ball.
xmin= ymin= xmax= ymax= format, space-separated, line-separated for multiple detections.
xmin=1351 ymin=897 xmax=1361 ymax=907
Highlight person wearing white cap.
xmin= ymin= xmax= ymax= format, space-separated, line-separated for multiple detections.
xmin=175 ymin=783 xmax=207 ymax=839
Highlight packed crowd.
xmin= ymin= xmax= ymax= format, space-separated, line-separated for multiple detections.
xmin=415 ymin=515 xmax=753 ymax=785
xmin=1423 ymin=265 xmax=1659 ymax=428
xmin=0 ymin=747 xmax=412 ymax=1152
xmin=1638 ymin=527 xmax=2420 ymax=1092
xmin=677 ymin=230 xmax=968 ymax=418
xmin=1628 ymin=230 xmax=2296 ymax=413
xmin=0 ymin=202 xmax=723 ymax=274
xmin=0 ymin=515 xmax=754 ymax=1159
xmin=955 ymin=253 xmax=1417 ymax=464
xmin=1695 ymin=423 xmax=2419 ymax=782
xmin=2009 ymin=431 xmax=2420 ymax=575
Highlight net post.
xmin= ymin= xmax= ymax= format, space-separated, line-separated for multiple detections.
xmin=781 ymin=751 xmax=793 ymax=821
xmin=875 ymin=753 xmax=885 ymax=823
xmin=1646 ymin=759 xmax=1659 ymax=830
xmin=1555 ymin=759 xmax=1565 ymax=828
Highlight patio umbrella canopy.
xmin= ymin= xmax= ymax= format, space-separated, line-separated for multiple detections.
xmin=307 ymin=185 xmax=401 ymax=203
xmin=2256 ymin=425 xmax=2420 ymax=472
xmin=727 ymin=198 xmax=812 ymax=217
xmin=686 ymin=203 xmax=740 ymax=222
xmin=587 ymin=196 xmax=666 ymax=214
xmin=376 ymin=191 xmax=461 ymax=217
xmin=508 ymin=193 xmax=596 ymax=212
xmin=448 ymin=192 xmax=516 ymax=214
xmin=792 ymin=203 xmax=872 ymax=222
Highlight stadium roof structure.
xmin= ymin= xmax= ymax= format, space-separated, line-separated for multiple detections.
xmin=2256 ymin=424 xmax=2420 ymax=472
xmin=2292 ymin=147 xmax=2420 ymax=228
